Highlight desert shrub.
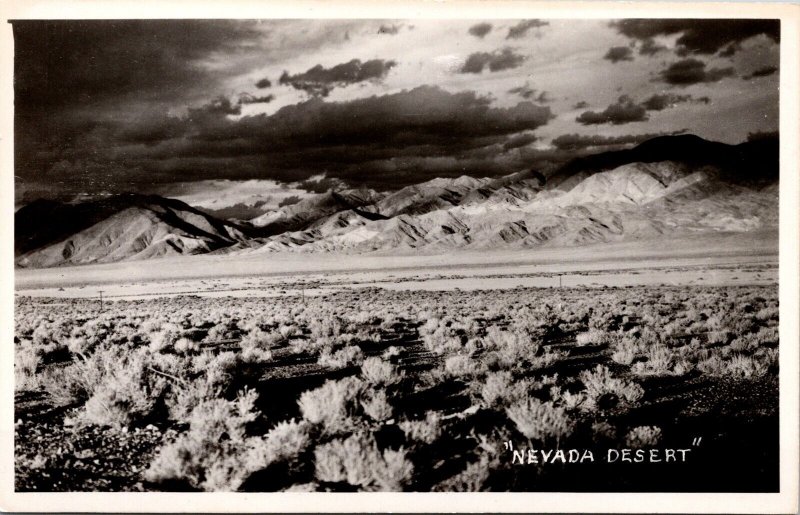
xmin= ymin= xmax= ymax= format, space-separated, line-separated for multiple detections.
xmin=313 ymin=432 xmax=413 ymax=491
xmin=433 ymin=455 xmax=492 ymax=492
xmin=755 ymin=306 xmax=778 ymax=323
xmin=239 ymin=330 xmax=275 ymax=363
xmin=361 ymin=389 xmax=394 ymax=422
xmin=610 ymin=335 xmax=642 ymax=365
xmin=399 ymin=412 xmax=441 ymax=444
xmin=66 ymin=335 xmax=90 ymax=358
xmin=706 ymin=329 xmax=731 ymax=346
xmin=527 ymin=347 xmax=567 ymax=370
xmin=165 ymin=351 xmax=239 ymax=423
xmin=575 ymin=328 xmax=613 ymax=347
xmin=203 ymin=321 xmax=239 ymax=342
xmin=484 ymin=326 xmax=541 ymax=366
xmin=579 ymin=365 xmax=644 ymax=410
xmin=260 ymin=419 xmax=311 ymax=464
xmin=298 ymin=377 xmax=365 ymax=433
xmin=78 ymin=346 xmax=169 ymax=429
xmin=550 ymin=385 xmax=587 ymax=410
xmin=444 ymin=354 xmax=485 ymax=378
xmin=361 ymin=356 xmax=402 ymax=386
xmin=317 ymin=345 xmax=364 ymax=369
xmin=174 ymin=337 xmax=199 ymax=354
xmin=422 ymin=330 xmax=464 ymax=356
xmin=725 ymin=354 xmax=770 ymax=379
xmin=591 ymin=421 xmax=617 ymax=442
xmin=630 ymin=344 xmax=691 ymax=376
xmin=149 ymin=322 xmax=183 ymax=353
xmin=625 ymin=425 xmax=663 ymax=448
xmin=145 ymin=388 xmax=267 ymax=491
xmin=38 ymin=363 xmax=86 ymax=406
xmin=309 ymin=315 xmax=343 ymax=346
xmin=14 ymin=343 xmax=41 ymax=392
xmin=481 ymin=370 xmax=513 ymax=408
xmin=506 ymin=396 xmax=573 ymax=443
xmin=241 ymin=328 xmax=283 ymax=349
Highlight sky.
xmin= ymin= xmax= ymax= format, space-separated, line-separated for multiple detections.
xmin=12 ymin=18 xmax=780 ymax=203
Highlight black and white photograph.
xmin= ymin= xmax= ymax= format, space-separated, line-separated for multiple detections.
xmin=2 ymin=1 xmax=799 ymax=512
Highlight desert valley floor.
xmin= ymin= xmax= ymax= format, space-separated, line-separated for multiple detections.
xmin=13 ymin=234 xmax=780 ymax=492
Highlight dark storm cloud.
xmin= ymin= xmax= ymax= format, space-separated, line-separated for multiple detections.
xmin=238 ymin=93 xmax=275 ymax=105
xmin=551 ymin=130 xmax=688 ymax=151
xmin=576 ymin=95 xmax=648 ymax=125
xmin=468 ymin=23 xmax=493 ymax=38
xmin=279 ymin=58 xmax=398 ymax=97
xmin=604 ymin=46 xmax=634 ymax=63
xmin=639 ymin=38 xmax=668 ymax=56
xmin=197 ymin=96 xmax=242 ymax=116
xmin=20 ymin=86 xmax=554 ymax=192
xmin=459 ymin=48 xmax=527 ymax=74
xmin=502 ymin=133 xmax=538 ymax=150
xmin=612 ymin=19 xmax=779 ymax=57
xmin=255 ymin=78 xmax=272 ymax=88
xmin=743 ymin=66 xmax=778 ymax=80
xmin=506 ymin=19 xmax=549 ymax=39
xmin=508 ymin=84 xmax=552 ymax=103
xmin=657 ymin=58 xmax=736 ymax=86
xmin=640 ymin=93 xmax=709 ymax=111
xmin=11 ymin=20 xmax=264 ymax=110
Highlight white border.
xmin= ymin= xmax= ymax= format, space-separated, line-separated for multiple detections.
xmin=0 ymin=2 xmax=797 ymax=513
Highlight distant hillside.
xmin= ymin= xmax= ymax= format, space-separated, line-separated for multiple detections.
xmin=15 ymin=194 xmax=251 ymax=268
xmin=15 ymin=134 xmax=779 ymax=267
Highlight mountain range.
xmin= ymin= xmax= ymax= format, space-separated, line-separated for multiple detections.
xmin=15 ymin=134 xmax=779 ymax=268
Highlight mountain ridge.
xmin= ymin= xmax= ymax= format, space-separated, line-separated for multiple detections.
xmin=15 ymin=134 xmax=779 ymax=268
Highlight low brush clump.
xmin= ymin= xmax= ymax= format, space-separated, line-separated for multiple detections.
xmin=579 ymin=365 xmax=645 ymax=411
xmin=145 ymin=388 xmax=267 ymax=491
xmin=506 ymin=396 xmax=574 ymax=443
xmin=314 ymin=432 xmax=414 ymax=491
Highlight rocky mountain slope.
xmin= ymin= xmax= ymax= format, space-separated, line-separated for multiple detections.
xmin=15 ymin=195 xmax=250 ymax=268
xmin=15 ymin=135 xmax=779 ymax=267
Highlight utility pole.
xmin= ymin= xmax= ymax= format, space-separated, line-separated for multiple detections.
xmin=98 ymin=290 xmax=105 ymax=313
xmin=559 ymin=275 xmax=562 ymax=288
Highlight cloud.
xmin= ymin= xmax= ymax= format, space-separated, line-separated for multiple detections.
xmin=506 ymin=19 xmax=549 ymax=39
xmin=278 ymin=195 xmax=302 ymax=207
xmin=502 ymin=132 xmax=538 ymax=150
xmin=612 ymin=19 xmax=779 ymax=57
xmin=508 ymin=84 xmax=552 ymax=103
xmin=238 ymin=93 xmax=275 ymax=105
xmin=604 ymin=46 xmax=634 ymax=63
xmin=639 ymin=38 xmax=668 ymax=56
xmin=459 ymin=48 xmax=526 ymax=74
xmin=743 ymin=66 xmax=778 ymax=80
xmin=576 ymin=95 xmax=648 ymax=125
xmin=279 ymin=58 xmax=397 ymax=97
xmin=195 ymin=96 xmax=242 ymax=116
xmin=255 ymin=78 xmax=272 ymax=88
xmin=468 ymin=23 xmax=493 ymax=38
xmin=27 ymin=86 xmax=554 ymax=191
xmin=378 ymin=24 xmax=400 ymax=35
xmin=640 ymin=93 xmax=711 ymax=111
xmin=551 ymin=130 xmax=688 ymax=151
xmin=657 ymin=58 xmax=736 ymax=86
xmin=11 ymin=20 xmax=265 ymax=110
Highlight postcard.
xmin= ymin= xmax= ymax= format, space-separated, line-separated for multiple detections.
xmin=1 ymin=1 xmax=798 ymax=512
